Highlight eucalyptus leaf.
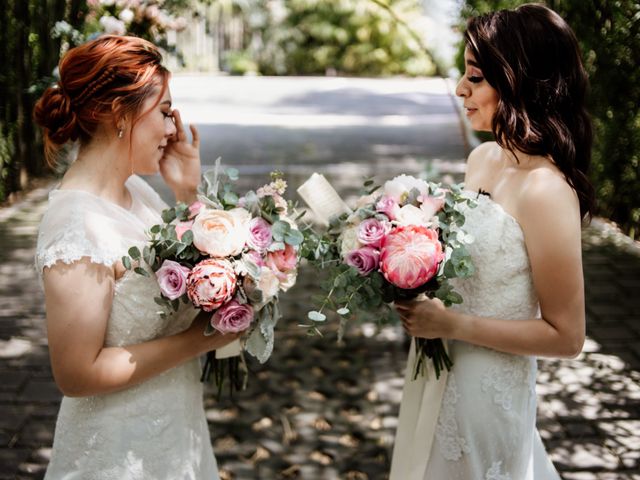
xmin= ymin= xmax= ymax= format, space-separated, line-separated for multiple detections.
xmin=128 ymin=246 xmax=141 ymax=260
xmin=122 ymin=256 xmax=132 ymax=270
xmin=134 ymin=267 xmax=150 ymax=277
xmin=337 ymin=307 xmax=350 ymax=316
xmin=308 ymin=311 xmax=326 ymax=322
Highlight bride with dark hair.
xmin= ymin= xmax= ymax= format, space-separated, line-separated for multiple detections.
xmin=391 ymin=4 xmax=593 ymax=479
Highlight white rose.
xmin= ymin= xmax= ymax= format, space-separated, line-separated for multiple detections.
xmin=192 ymin=208 xmax=250 ymax=257
xmin=395 ymin=204 xmax=435 ymax=226
xmin=340 ymin=225 xmax=362 ymax=257
xmin=383 ymin=174 xmax=429 ymax=203
xmin=99 ymin=16 xmax=126 ymax=35
xmin=118 ymin=8 xmax=135 ymax=24
xmin=244 ymin=267 xmax=280 ymax=311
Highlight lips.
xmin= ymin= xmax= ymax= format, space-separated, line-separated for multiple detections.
xmin=464 ymin=107 xmax=477 ymax=117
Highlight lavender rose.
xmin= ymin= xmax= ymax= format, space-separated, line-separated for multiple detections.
xmin=155 ymin=260 xmax=191 ymax=300
xmin=375 ymin=196 xmax=400 ymax=221
xmin=345 ymin=247 xmax=380 ymax=275
xmin=357 ymin=218 xmax=391 ymax=248
xmin=247 ymin=217 xmax=272 ymax=252
xmin=211 ymin=300 xmax=254 ymax=334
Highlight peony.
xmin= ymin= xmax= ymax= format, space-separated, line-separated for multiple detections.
xmin=380 ymin=225 xmax=444 ymax=289
xmin=186 ymin=259 xmax=237 ymax=311
xmin=175 ymin=220 xmax=193 ymax=241
xmin=345 ymin=247 xmax=380 ymax=276
xmin=266 ymin=243 xmax=297 ymax=279
xmin=339 ymin=225 xmax=362 ymax=257
xmin=376 ymin=196 xmax=400 ymax=221
xmin=211 ymin=300 xmax=253 ymax=334
xmin=357 ymin=218 xmax=391 ymax=248
xmin=247 ymin=217 xmax=272 ymax=252
xmin=395 ymin=204 xmax=436 ymax=227
xmin=156 ymin=260 xmax=191 ymax=300
xmin=383 ymin=174 xmax=429 ymax=203
xmin=192 ymin=208 xmax=250 ymax=257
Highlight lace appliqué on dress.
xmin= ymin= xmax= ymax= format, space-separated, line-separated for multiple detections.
xmin=485 ymin=460 xmax=512 ymax=480
xmin=481 ymin=355 xmax=530 ymax=411
xmin=436 ymin=373 xmax=470 ymax=461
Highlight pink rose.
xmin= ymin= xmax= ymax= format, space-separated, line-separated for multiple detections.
xmin=186 ymin=259 xmax=237 ymax=311
xmin=266 ymin=243 xmax=298 ymax=279
xmin=188 ymin=201 xmax=205 ymax=219
xmin=357 ymin=218 xmax=391 ymax=248
xmin=380 ymin=226 xmax=444 ymax=289
xmin=211 ymin=300 xmax=253 ymax=334
xmin=175 ymin=220 xmax=194 ymax=241
xmin=375 ymin=196 xmax=400 ymax=220
xmin=192 ymin=208 xmax=250 ymax=257
xmin=247 ymin=217 xmax=272 ymax=252
xmin=156 ymin=260 xmax=191 ymax=300
xmin=345 ymin=247 xmax=380 ymax=275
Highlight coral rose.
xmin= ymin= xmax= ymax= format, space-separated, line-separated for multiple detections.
xmin=380 ymin=226 xmax=444 ymax=289
xmin=266 ymin=243 xmax=297 ymax=279
xmin=186 ymin=259 xmax=237 ymax=311
xmin=192 ymin=208 xmax=250 ymax=257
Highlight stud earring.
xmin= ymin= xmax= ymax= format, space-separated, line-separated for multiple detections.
xmin=117 ymin=128 xmax=124 ymax=139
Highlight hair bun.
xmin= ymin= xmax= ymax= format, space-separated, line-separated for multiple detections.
xmin=33 ymin=86 xmax=79 ymax=145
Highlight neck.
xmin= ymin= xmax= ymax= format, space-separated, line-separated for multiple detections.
xmin=62 ymin=134 xmax=133 ymax=208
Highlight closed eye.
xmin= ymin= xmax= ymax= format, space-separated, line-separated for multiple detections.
xmin=468 ymin=75 xmax=484 ymax=84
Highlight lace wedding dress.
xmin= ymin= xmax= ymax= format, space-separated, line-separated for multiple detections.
xmin=390 ymin=192 xmax=562 ymax=480
xmin=36 ymin=175 xmax=219 ymax=480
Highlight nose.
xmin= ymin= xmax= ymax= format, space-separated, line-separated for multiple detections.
xmin=455 ymin=76 xmax=469 ymax=98
xmin=165 ymin=115 xmax=177 ymax=137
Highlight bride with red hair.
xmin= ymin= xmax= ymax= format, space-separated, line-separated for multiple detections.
xmin=34 ymin=35 xmax=239 ymax=479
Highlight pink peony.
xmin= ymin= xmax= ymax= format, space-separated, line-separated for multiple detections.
xmin=380 ymin=226 xmax=444 ymax=290
xmin=247 ymin=217 xmax=272 ymax=252
xmin=345 ymin=247 xmax=380 ymax=275
xmin=357 ymin=218 xmax=391 ymax=248
xmin=156 ymin=260 xmax=191 ymax=300
xmin=186 ymin=259 xmax=237 ymax=311
xmin=211 ymin=300 xmax=253 ymax=334
xmin=175 ymin=220 xmax=194 ymax=241
xmin=375 ymin=196 xmax=400 ymax=220
xmin=266 ymin=243 xmax=297 ymax=279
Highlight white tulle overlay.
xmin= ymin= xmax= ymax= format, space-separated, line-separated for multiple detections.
xmin=390 ymin=192 xmax=561 ymax=480
xmin=36 ymin=176 xmax=219 ymax=480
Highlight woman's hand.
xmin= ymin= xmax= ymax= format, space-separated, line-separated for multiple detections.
xmin=160 ymin=109 xmax=201 ymax=203
xmin=395 ymin=296 xmax=456 ymax=339
xmin=186 ymin=311 xmax=245 ymax=354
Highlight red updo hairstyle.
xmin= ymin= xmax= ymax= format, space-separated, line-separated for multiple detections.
xmin=34 ymin=35 xmax=169 ymax=166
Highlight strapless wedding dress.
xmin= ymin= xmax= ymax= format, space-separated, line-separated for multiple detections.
xmin=390 ymin=192 xmax=561 ymax=480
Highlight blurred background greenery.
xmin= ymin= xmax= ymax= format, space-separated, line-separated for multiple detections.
xmin=1 ymin=0 xmax=638 ymax=237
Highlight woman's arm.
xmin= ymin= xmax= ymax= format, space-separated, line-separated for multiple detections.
xmin=397 ymin=171 xmax=586 ymax=358
xmin=44 ymin=258 xmax=239 ymax=397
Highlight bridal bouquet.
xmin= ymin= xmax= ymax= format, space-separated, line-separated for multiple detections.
xmin=298 ymin=173 xmax=476 ymax=379
xmin=124 ymin=163 xmax=302 ymax=394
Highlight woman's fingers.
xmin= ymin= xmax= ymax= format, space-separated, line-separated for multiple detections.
xmin=189 ymin=124 xmax=200 ymax=149
xmin=172 ymin=109 xmax=187 ymax=142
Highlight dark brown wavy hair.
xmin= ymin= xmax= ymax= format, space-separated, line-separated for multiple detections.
xmin=464 ymin=3 xmax=595 ymax=219
xmin=34 ymin=35 xmax=169 ymax=166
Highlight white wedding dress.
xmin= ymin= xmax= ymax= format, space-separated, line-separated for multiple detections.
xmin=390 ymin=192 xmax=562 ymax=480
xmin=36 ymin=175 xmax=219 ymax=480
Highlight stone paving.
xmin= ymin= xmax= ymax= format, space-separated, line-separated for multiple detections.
xmin=0 ymin=77 xmax=639 ymax=479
